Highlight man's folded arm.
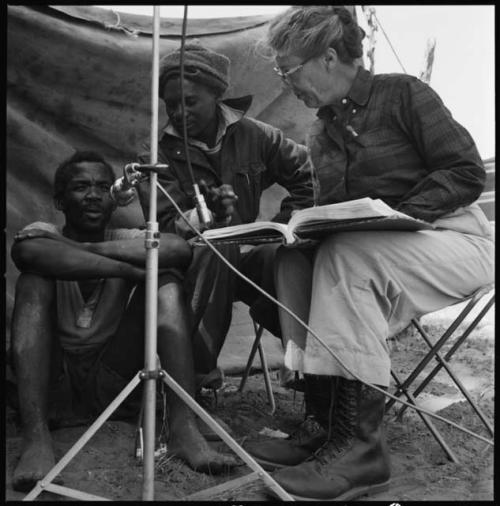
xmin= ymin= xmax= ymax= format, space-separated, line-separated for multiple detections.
xmin=11 ymin=237 xmax=143 ymax=281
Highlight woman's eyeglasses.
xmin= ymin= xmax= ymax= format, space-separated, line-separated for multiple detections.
xmin=273 ymin=55 xmax=315 ymax=84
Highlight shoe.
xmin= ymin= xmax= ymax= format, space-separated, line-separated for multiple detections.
xmin=244 ymin=415 xmax=327 ymax=470
xmin=244 ymin=374 xmax=336 ymax=470
xmin=195 ymin=367 xmax=224 ymax=391
xmin=269 ymin=378 xmax=391 ymax=501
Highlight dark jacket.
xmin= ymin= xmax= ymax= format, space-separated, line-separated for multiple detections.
xmin=137 ymin=95 xmax=314 ymax=236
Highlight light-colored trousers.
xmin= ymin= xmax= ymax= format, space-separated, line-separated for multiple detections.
xmin=275 ymin=208 xmax=494 ymax=387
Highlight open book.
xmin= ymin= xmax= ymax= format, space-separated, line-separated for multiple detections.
xmin=201 ymin=197 xmax=434 ymax=246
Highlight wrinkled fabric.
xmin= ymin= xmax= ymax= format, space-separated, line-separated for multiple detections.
xmin=310 ymin=68 xmax=486 ymax=222
xmin=276 ymin=227 xmax=494 ymax=386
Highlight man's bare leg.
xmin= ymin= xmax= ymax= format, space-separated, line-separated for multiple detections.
xmin=156 ymin=278 xmax=238 ymax=473
xmin=101 ymin=277 xmax=238 ymax=474
xmin=11 ymin=273 xmax=57 ymax=492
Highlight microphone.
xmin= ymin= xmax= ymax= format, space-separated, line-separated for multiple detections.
xmin=110 ymin=163 xmax=147 ymax=206
xmin=193 ymin=183 xmax=213 ymax=228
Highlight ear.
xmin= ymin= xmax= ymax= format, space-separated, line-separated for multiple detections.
xmin=54 ymin=196 xmax=65 ymax=211
xmin=324 ymin=47 xmax=339 ymax=71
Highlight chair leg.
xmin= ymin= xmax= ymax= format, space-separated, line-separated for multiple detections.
xmin=257 ymin=339 xmax=276 ymax=415
xmin=238 ymin=321 xmax=276 ymax=414
xmin=397 ymin=296 xmax=495 ymax=435
xmin=238 ymin=323 xmax=264 ymax=393
xmin=390 ymin=370 xmax=459 ymax=463
xmin=386 ymin=288 xmax=494 ymax=463
xmin=386 ymin=294 xmax=485 ymax=412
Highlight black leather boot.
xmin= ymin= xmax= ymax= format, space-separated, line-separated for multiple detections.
xmin=244 ymin=375 xmax=335 ymax=470
xmin=269 ymin=378 xmax=391 ymax=500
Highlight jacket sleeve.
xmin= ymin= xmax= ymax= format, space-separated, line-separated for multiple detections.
xmin=394 ymin=78 xmax=485 ymax=222
xmin=255 ymin=120 xmax=316 ymax=223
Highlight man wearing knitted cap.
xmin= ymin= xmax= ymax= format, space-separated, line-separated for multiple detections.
xmin=136 ymin=41 xmax=314 ymax=409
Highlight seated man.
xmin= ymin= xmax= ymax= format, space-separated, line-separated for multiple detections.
xmin=135 ymin=41 xmax=315 ymax=390
xmin=10 ymin=151 xmax=237 ymax=492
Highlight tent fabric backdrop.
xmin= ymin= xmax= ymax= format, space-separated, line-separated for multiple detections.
xmin=6 ymin=5 xmax=321 ymax=347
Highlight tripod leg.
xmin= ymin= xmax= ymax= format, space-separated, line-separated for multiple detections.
xmin=159 ymin=370 xmax=294 ymax=501
xmin=24 ymin=373 xmax=142 ymax=501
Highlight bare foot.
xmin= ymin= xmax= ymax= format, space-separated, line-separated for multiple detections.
xmin=168 ymin=421 xmax=239 ymax=474
xmin=12 ymin=431 xmax=59 ymax=492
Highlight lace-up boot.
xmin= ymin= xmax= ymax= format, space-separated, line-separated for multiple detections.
xmin=244 ymin=375 xmax=335 ymax=470
xmin=270 ymin=377 xmax=391 ymax=500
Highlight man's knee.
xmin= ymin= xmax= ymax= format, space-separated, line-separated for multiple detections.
xmin=157 ymin=277 xmax=186 ymax=328
xmin=14 ymin=272 xmax=55 ymax=306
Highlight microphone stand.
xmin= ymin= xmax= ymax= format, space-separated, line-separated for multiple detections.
xmin=23 ymin=6 xmax=293 ymax=502
xmin=140 ymin=4 xmax=160 ymax=499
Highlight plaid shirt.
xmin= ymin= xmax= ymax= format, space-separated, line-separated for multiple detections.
xmin=308 ymin=67 xmax=485 ymax=222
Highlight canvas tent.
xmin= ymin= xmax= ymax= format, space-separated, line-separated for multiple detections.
xmin=6 ymin=5 xmax=337 ymax=346
xmin=6 ymin=5 xmax=493 ymax=350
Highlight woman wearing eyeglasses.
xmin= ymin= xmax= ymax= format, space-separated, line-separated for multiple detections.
xmin=244 ymin=6 xmax=494 ymax=501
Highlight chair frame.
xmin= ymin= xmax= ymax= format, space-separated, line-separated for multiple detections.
xmin=386 ymin=284 xmax=495 ymax=463
xmin=238 ymin=319 xmax=276 ymax=415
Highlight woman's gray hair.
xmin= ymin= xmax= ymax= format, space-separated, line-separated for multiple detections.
xmin=267 ymin=6 xmax=365 ymax=64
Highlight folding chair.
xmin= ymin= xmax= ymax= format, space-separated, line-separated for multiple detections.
xmin=238 ymin=299 xmax=282 ymax=415
xmin=386 ymin=283 xmax=495 ymax=463
xmin=238 ymin=317 xmax=276 ymax=414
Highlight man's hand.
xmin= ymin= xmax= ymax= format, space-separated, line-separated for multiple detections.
xmin=199 ymin=179 xmax=238 ymax=224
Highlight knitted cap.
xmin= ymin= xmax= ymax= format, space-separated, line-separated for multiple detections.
xmin=159 ymin=42 xmax=230 ymax=97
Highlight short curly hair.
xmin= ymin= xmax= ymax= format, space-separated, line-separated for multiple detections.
xmin=54 ymin=151 xmax=115 ymax=200
xmin=267 ymin=6 xmax=365 ymax=64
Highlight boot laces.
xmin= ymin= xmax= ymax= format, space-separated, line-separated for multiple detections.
xmin=289 ymin=415 xmax=324 ymax=444
xmin=312 ymin=381 xmax=357 ymax=463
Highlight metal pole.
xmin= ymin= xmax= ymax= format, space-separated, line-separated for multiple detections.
xmin=142 ymin=5 xmax=161 ymax=501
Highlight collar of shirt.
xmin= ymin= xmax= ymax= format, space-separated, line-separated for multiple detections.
xmin=162 ymin=102 xmax=244 ymax=154
xmin=317 ymin=66 xmax=373 ymax=120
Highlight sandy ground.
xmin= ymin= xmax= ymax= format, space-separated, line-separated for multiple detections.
xmin=5 ymin=294 xmax=494 ymax=501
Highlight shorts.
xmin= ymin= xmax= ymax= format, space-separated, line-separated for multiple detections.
xmin=64 ymin=346 xmax=142 ymax=419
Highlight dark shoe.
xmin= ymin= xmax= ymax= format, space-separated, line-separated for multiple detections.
xmin=244 ymin=374 xmax=335 ymax=471
xmin=195 ymin=367 xmax=224 ymax=391
xmin=244 ymin=416 xmax=327 ymax=470
xmin=269 ymin=378 xmax=391 ymax=501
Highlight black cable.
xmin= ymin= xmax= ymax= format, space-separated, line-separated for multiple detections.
xmin=179 ymin=5 xmax=196 ymax=186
